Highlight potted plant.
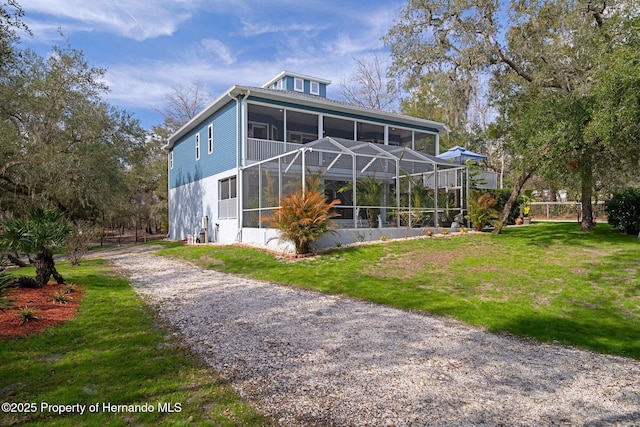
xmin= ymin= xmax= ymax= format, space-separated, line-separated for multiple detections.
xmin=521 ymin=190 xmax=534 ymax=225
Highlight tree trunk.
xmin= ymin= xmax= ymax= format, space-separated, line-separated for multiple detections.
xmin=579 ymin=151 xmax=595 ymax=231
xmin=7 ymin=252 xmax=28 ymax=268
xmin=33 ymin=251 xmax=65 ymax=288
xmin=492 ymin=169 xmax=534 ymax=234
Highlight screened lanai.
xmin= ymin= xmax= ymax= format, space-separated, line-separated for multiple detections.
xmin=241 ymin=137 xmax=468 ymax=230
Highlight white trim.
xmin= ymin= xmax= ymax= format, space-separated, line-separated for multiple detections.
xmin=207 ymin=124 xmax=214 ymax=154
xmin=294 ymin=77 xmax=304 ymax=92
xmin=169 ymin=151 xmax=173 ymax=169
xmin=195 ymin=133 xmax=200 ymax=160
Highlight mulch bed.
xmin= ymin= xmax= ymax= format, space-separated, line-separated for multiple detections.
xmin=0 ymin=282 xmax=84 ymax=338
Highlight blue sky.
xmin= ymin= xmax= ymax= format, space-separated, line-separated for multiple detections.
xmin=18 ymin=0 xmax=406 ymax=130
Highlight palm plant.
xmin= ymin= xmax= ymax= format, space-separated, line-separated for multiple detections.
xmin=262 ymin=189 xmax=340 ymax=254
xmin=0 ymin=273 xmax=15 ymax=311
xmin=467 ymin=192 xmax=500 ymax=231
xmin=341 ymin=174 xmax=385 ymax=228
xmin=0 ymin=207 xmax=72 ymax=288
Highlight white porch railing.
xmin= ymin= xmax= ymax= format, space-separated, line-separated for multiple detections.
xmin=247 ymin=138 xmax=303 ymax=161
xmin=218 ymin=198 xmax=237 ymax=219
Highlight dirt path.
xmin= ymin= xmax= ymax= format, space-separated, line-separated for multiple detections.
xmin=105 ymin=249 xmax=640 ymax=426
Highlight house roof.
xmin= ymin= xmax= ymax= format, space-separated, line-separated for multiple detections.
xmin=165 ymin=85 xmax=450 ymax=150
xmin=261 ymin=70 xmax=332 ymax=88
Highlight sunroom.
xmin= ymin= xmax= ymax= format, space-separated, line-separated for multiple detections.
xmin=240 ymin=137 xmax=469 ymax=249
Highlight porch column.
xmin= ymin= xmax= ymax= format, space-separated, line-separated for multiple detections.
xmin=353 ymin=154 xmax=357 ymax=228
xmin=434 ymin=165 xmax=439 ymax=228
xmin=396 ymin=160 xmax=400 ymax=227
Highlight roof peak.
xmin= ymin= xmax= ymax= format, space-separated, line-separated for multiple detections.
xmin=261 ymin=71 xmax=332 ymax=89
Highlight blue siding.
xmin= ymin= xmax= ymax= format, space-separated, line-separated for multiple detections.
xmin=281 ymin=75 xmax=326 ymax=97
xmin=319 ymin=83 xmax=327 ymax=98
xmin=169 ymin=100 xmax=238 ymax=189
xmin=283 ymin=76 xmax=294 ymax=91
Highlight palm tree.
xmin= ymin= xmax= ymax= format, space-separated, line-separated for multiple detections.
xmin=0 ymin=208 xmax=72 ymax=288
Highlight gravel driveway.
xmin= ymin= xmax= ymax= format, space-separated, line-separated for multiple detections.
xmin=106 ymin=249 xmax=640 ymax=426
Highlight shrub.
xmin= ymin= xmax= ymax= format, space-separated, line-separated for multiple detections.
xmin=605 ymin=188 xmax=640 ymax=235
xmin=467 ymin=191 xmax=500 ymax=231
xmin=261 ymin=189 xmax=341 ymax=254
xmin=487 ymin=188 xmax=522 ymax=225
xmin=66 ymin=220 xmax=100 ymax=267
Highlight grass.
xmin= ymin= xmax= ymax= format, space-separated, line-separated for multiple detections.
xmin=156 ymin=222 xmax=640 ymax=359
xmin=0 ymin=260 xmax=269 ymax=426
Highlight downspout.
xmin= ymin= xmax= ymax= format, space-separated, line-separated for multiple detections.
xmin=228 ymin=90 xmax=243 ymax=242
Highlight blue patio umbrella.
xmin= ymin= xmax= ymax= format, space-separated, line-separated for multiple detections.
xmin=437 ymin=146 xmax=487 ymax=164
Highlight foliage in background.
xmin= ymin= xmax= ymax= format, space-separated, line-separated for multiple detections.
xmin=385 ymin=0 xmax=640 ymax=232
xmin=0 ymin=45 xmax=146 ymax=219
xmin=467 ymin=191 xmax=499 ymax=231
xmin=0 ymin=10 xmax=167 ymax=237
xmin=605 ymin=187 xmax=640 ymax=235
xmin=65 ymin=220 xmax=100 ymax=267
xmin=337 ymin=54 xmax=399 ymax=112
xmin=0 ymin=207 xmax=72 ymax=288
xmin=261 ymin=189 xmax=341 ymax=254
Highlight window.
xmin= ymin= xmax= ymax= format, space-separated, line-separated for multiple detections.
xmin=310 ymin=81 xmax=319 ymax=95
xmin=247 ymin=104 xmax=284 ymax=141
xmin=248 ymin=122 xmax=269 ymax=139
xmin=277 ymin=79 xmax=283 ymax=90
xmin=414 ymin=132 xmax=437 ymax=155
xmin=356 ymin=121 xmax=385 ymax=144
xmin=195 ymin=133 xmax=200 ymax=160
xmin=388 ymin=127 xmax=413 ymax=148
xmin=208 ymin=124 xmax=213 ymax=154
xmin=219 ymin=176 xmax=238 ymax=219
xmin=323 ymin=116 xmax=354 ymax=140
xmin=286 ymin=110 xmax=318 ymax=143
xmin=219 ymin=176 xmax=237 ymax=200
xmin=294 ymin=77 xmax=304 ymax=92
xmin=169 ymin=151 xmax=173 ymax=169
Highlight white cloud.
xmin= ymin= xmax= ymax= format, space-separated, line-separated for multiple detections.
xmin=200 ymin=39 xmax=235 ymax=65
xmin=22 ymin=0 xmax=194 ymax=41
xmin=239 ymin=20 xmax=325 ymax=37
xmin=19 ymin=0 xmax=406 ymax=128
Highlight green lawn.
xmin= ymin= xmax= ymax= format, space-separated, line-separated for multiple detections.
xmin=2 ymin=223 xmax=637 ymax=426
xmin=156 ymin=222 xmax=640 ymax=359
xmin=0 ymin=260 xmax=269 ymax=426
